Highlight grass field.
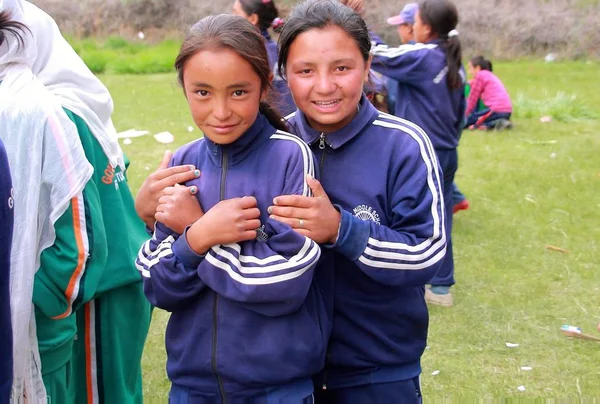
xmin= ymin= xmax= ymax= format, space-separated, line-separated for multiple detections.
xmin=101 ymin=60 xmax=600 ymax=400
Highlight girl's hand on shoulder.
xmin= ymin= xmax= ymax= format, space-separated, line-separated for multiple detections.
xmin=269 ymin=175 xmax=341 ymax=244
xmin=186 ymin=197 xmax=262 ymax=255
xmin=155 ymin=184 xmax=204 ymax=234
xmin=135 ymin=150 xmax=201 ymax=229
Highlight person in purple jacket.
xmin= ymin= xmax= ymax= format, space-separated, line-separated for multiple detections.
xmin=135 ymin=14 xmax=330 ymax=402
xmin=232 ymin=0 xmax=297 ymax=116
xmin=0 ymin=137 xmax=14 ymax=404
xmin=269 ymin=0 xmax=445 ymax=401
xmin=369 ymin=0 xmax=465 ymax=307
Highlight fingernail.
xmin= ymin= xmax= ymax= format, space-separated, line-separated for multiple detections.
xmin=190 ymin=186 xmax=198 ymax=195
xmin=307 ymin=174 xmax=314 ymax=180
xmin=194 ymin=170 xmax=200 ymax=177
xmin=273 ymin=198 xmax=278 ymax=205
xmin=267 ymin=206 xmax=273 ymax=214
xmin=188 ymin=165 xmax=195 ymax=171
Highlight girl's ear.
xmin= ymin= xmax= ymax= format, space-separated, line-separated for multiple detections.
xmin=364 ymin=55 xmax=373 ymax=83
xmin=249 ymin=13 xmax=259 ymax=27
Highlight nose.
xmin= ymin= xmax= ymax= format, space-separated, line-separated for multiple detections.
xmin=213 ymin=97 xmax=232 ymax=121
xmin=314 ymin=71 xmax=337 ymax=95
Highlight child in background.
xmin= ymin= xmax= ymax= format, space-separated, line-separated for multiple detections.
xmin=370 ymin=0 xmax=465 ymax=307
xmin=232 ymin=0 xmax=297 ymax=115
xmin=383 ymin=3 xmax=418 ymax=113
xmin=465 ymin=55 xmax=513 ymax=130
xmin=136 ymin=14 xmax=328 ymax=402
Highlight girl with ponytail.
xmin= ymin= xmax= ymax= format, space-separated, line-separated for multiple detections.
xmin=232 ymin=0 xmax=297 ymax=115
xmin=370 ymin=0 xmax=466 ymax=307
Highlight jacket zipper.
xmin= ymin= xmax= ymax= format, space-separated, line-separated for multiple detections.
xmin=212 ymin=149 xmax=228 ymax=402
xmin=318 ymin=133 xmax=327 ymax=171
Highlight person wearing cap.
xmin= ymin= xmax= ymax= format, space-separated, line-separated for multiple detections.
xmin=383 ymin=3 xmax=417 ymax=115
xmin=387 ymin=3 xmax=418 ymax=44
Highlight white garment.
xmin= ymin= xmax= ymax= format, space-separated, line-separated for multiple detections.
xmin=0 ymin=0 xmax=93 ymax=401
xmin=23 ymin=1 xmax=125 ymax=170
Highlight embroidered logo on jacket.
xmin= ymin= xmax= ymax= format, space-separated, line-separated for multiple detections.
xmin=353 ymin=204 xmax=381 ymax=225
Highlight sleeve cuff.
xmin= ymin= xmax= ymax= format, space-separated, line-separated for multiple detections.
xmin=172 ymin=226 xmax=205 ymax=268
xmin=325 ymin=206 xmax=370 ymax=261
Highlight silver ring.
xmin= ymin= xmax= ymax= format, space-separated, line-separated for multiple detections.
xmin=299 ymin=218 xmax=304 ymax=228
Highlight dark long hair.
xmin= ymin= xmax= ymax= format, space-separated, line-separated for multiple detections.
xmin=0 ymin=10 xmax=30 ymax=49
xmin=471 ymin=55 xmax=493 ymax=72
xmin=277 ymin=0 xmax=370 ymax=79
xmin=238 ymin=0 xmax=280 ymax=32
xmin=174 ymin=14 xmax=286 ymax=131
xmin=418 ymin=0 xmax=462 ymax=89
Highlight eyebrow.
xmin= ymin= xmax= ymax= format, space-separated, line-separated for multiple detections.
xmin=191 ymin=81 xmax=253 ymax=89
xmin=290 ymin=58 xmax=357 ymax=67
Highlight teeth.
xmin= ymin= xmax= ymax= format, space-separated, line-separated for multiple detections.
xmin=315 ymin=100 xmax=339 ymax=106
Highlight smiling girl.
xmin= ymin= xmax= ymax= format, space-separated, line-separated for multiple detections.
xmin=270 ymin=0 xmax=446 ymax=401
xmin=134 ymin=14 xmax=330 ymax=402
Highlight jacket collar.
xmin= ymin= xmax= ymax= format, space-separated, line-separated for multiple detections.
xmin=204 ymin=113 xmax=272 ymax=167
xmin=291 ymin=94 xmax=379 ymax=150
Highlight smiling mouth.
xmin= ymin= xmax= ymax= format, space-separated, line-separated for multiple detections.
xmin=313 ymin=100 xmax=341 ymax=106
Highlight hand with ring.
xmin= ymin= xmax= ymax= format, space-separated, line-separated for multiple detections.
xmin=268 ymin=175 xmax=340 ymax=244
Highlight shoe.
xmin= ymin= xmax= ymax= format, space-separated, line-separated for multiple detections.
xmin=453 ymin=199 xmax=470 ymax=214
xmin=425 ymin=288 xmax=453 ymax=307
xmin=494 ymin=119 xmax=513 ymax=131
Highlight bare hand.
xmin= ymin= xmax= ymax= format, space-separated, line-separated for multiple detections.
xmin=155 ymin=185 xmax=204 ymax=234
xmin=268 ymin=175 xmax=340 ymax=244
xmin=135 ymin=150 xmax=201 ymax=229
xmin=339 ymin=0 xmax=365 ymax=16
xmin=186 ymin=197 xmax=262 ymax=254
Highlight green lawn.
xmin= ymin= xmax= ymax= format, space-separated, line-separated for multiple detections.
xmin=101 ymin=60 xmax=600 ymax=400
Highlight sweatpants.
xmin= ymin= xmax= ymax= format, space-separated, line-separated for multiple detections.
xmin=70 ymin=281 xmax=151 ymax=404
xmin=429 ymin=148 xmax=457 ymax=287
xmin=42 ymin=361 xmax=72 ymax=404
xmin=466 ymin=108 xmax=512 ymax=129
xmin=314 ymin=377 xmax=422 ymax=404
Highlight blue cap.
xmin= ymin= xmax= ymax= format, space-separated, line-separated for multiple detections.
xmin=387 ymin=3 xmax=418 ymax=25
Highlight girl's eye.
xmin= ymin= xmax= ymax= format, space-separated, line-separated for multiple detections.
xmin=299 ymin=69 xmax=312 ymax=75
xmin=233 ymin=90 xmax=246 ymax=97
xmin=336 ymin=66 xmax=349 ymax=72
xmin=197 ymin=90 xmax=209 ymax=97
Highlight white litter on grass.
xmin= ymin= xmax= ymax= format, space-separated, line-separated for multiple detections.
xmin=506 ymin=342 xmax=520 ymax=348
xmin=540 ymin=116 xmax=552 ymax=123
xmin=144 ymin=166 xmax=150 ymax=171
xmin=521 ymin=366 xmax=533 ymax=371
xmin=138 ymin=31 xmax=145 ymax=40
xmin=431 ymin=370 xmax=440 ymax=376
xmin=154 ymin=131 xmax=175 ymax=144
xmin=116 ymin=129 xmax=149 ymax=139
xmin=517 ymin=385 xmax=526 ymax=392
xmin=122 ymin=138 xmax=132 ymax=145
xmin=524 ymin=195 xmax=537 ymax=205
xmin=187 ymin=126 xmax=194 ymax=132
xmin=550 ymin=152 xmax=556 ymax=159
xmin=544 ymin=53 xmax=556 ymax=62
